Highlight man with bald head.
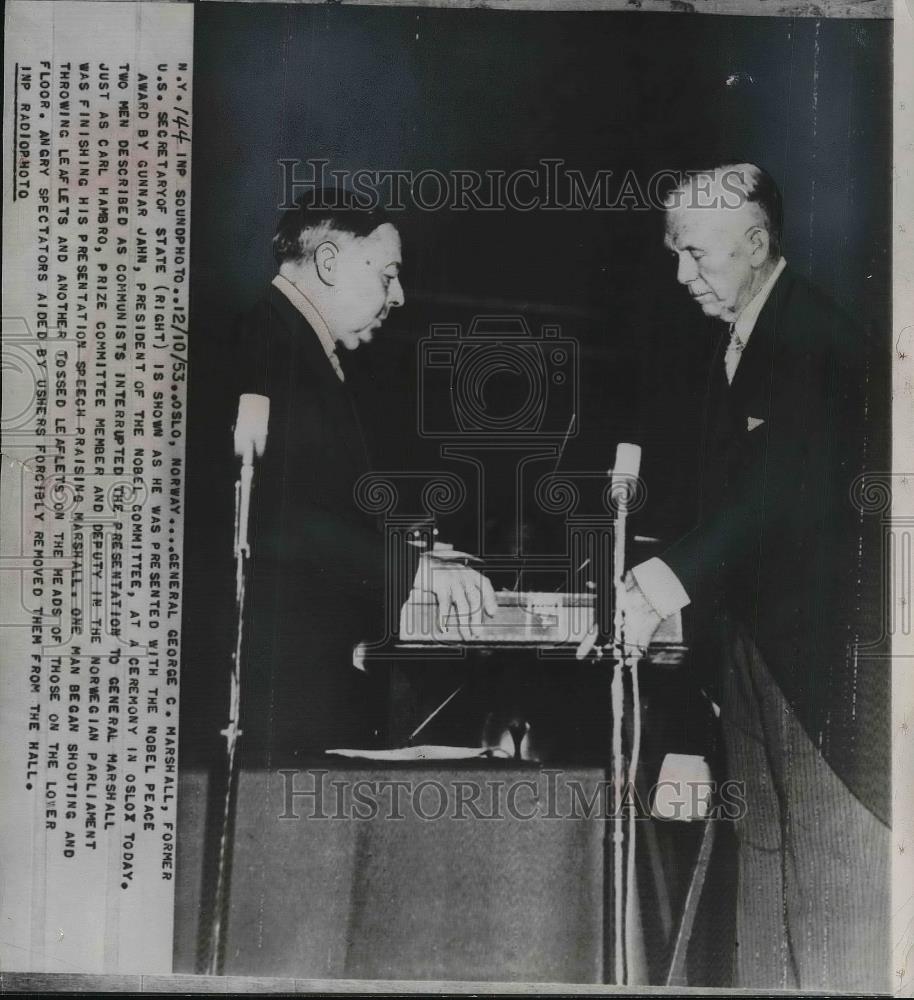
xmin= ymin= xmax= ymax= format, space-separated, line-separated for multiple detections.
xmin=620 ymin=164 xmax=888 ymax=989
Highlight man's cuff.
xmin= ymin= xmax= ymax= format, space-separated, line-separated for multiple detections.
xmin=631 ymin=557 xmax=691 ymax=619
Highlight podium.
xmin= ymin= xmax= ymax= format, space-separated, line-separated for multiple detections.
xmin=174 ymin=764 xmax=649 ymax=984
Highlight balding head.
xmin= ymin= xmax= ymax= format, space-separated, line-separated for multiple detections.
xmin=663 ymin=163 xmax=783 ymax=322
xmin=274 ymin=190 xmax=405 ymax=349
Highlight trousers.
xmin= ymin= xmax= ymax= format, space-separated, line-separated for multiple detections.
xmin=718 ymin=622 xmax=890 ymax=990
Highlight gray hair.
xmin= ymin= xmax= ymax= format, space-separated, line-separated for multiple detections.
xmin=664 ymin=162 xmax=783 ymax=259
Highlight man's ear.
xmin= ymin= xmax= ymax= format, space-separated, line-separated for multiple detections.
xmin=314 ymin=240 xmax=339 ymax=286
xmin=746 ymin=225 xmax=771 ymax=266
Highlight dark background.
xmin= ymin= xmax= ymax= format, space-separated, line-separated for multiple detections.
xmin=181 ymin=4 xmax=892 ymax=766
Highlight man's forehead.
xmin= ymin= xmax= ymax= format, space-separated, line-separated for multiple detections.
xmin=665 ymin=205 xmax=748 ymax=247
xmin=361 ymin=222 xmax=402 ymax=262
xmin=665 ymin=208 xmax=708 ymax=245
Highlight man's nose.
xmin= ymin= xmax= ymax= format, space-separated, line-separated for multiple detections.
xmin=676 ymin=252 xmax=698 ymax=285
xmin=387 ymin=276 xmax=405 ymax=309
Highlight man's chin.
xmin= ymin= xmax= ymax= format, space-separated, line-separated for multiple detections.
xmin=338 ymin=329 xmax=373 ymax=351
xmin=694 ymin=298 xmax=739 ymax=323
xmin=697 ymin=300 xmax=724 ymax=318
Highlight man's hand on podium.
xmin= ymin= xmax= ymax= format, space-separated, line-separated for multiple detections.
xmin=617 ymin=571 xmax=664 ymax=656
xmin=574 ymin=572 xmax=665 ymax=661
xmin=410 ymin=542 xmax=497 ymax=641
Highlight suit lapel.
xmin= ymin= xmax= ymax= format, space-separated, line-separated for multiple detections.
xmin=699 ymin=271 xmax=793 ymax=496
xmin=268 ymin=286 xmax=372 ymax=475
xmin=727 ymin=268 xmax=793 ymax=409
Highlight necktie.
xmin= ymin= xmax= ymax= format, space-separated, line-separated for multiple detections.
xmin=724 ymin=325 xmax=743 ymax=385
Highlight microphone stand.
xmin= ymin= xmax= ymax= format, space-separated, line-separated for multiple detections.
xmin=625 ymin=588 xmax=643 ymax=986
xmin=207 ymin=450 xmax=253 ymax=975
xmin=208 ymin=395 xmax=267 ymax=975
xmin=610 ymin=479 xmax=628 ymax=986
xmin=607 ymin=443 xmax=641 ymax=986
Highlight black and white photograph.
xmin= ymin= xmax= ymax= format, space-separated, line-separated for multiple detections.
xmin=1 ymin=0 xmax=911 ymax=994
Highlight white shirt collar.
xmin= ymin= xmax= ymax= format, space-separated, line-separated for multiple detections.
xmin=732 ymin=256 xmax=787 ymax=345
xmin=271 ymin=274 xmax=344 ymax=381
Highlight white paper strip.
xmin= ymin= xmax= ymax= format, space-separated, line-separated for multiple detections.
xmin=1 ymin=1 xmax=193 ymax=974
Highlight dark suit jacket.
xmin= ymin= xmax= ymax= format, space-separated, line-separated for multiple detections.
xmin=233 ymin=284 xmax=393 ymax=760
xmin=662 ymin=268 xmax=888 ymax=823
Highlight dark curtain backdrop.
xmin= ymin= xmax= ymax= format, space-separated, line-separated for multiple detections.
xmin=181 ymin=4 xmax=891 ymax=764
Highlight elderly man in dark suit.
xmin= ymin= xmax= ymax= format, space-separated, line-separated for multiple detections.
xmin=620 ymin=164 xmax=889 ymax=989
xmin=234 ymin=193 xmax=496 ymax=760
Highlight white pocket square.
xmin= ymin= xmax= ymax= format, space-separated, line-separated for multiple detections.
xmin=747 ymin=416 xmax=765 ymax=432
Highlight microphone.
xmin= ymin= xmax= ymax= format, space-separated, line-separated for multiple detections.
xmin=609 ymin=442 xmax=642 ymax=508
xmin=233 ymin=394 xmax=270 ymax=559
xmin=609 ymin=441 xmax=642 ymax=598
xmin=233 ymin=393 xmax=270 ymax=464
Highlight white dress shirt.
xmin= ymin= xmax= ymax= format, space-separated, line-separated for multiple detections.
xmin=272 ymin=273 xmax=345 ymax=382
xmin=631 ymin=257 xmax=787 ymax=619
xmin=725 ymin=256 xmax=787 ymax=383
